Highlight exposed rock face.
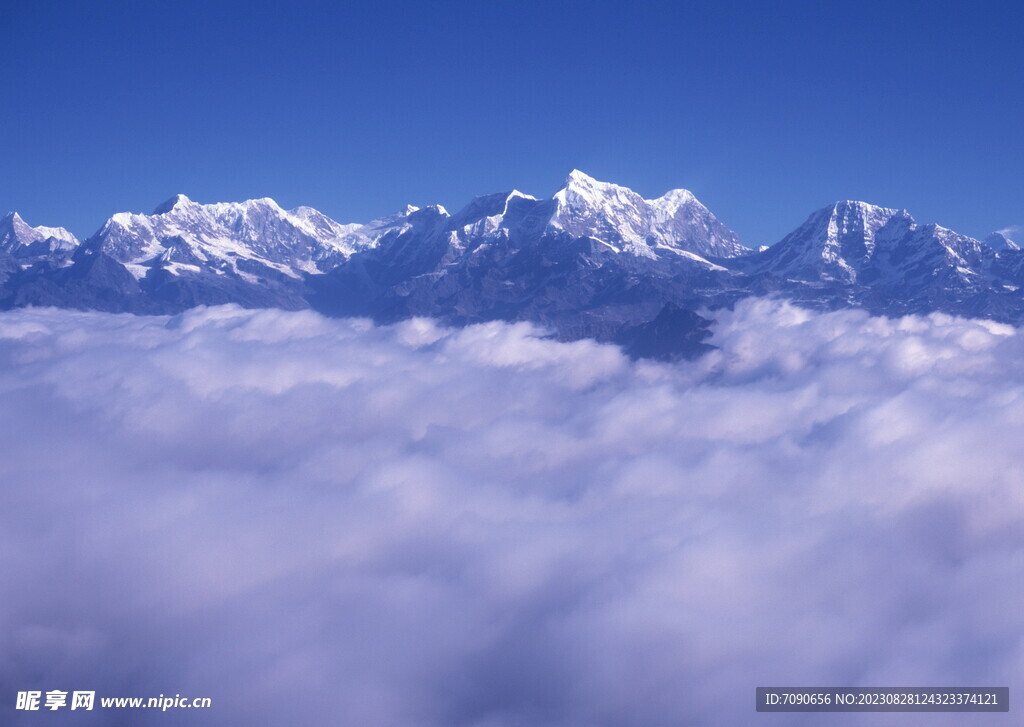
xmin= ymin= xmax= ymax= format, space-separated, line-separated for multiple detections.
xmin=5 ymin=172 xmax=1024 ymax=359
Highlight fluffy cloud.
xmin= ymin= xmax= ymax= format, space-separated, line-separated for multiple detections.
xmin=1 ymin=299 xmax=1022 ymax=726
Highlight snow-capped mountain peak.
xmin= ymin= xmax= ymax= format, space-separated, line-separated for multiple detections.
xmin=565 ymin=168 xmax=596 ymax=184
xmin=6 ymin=174 xmax=1024 ymax=345
xmin=0 ymin=211 xmax=79 ymax=263
xmin=87 ymin=195 xmax=382 ymax=282
xmin=418 ymin=204 xmax=450 ymax=217
xmin=986 ymin=230 xmax=1020 ymax=252
xmin=744 ymin=200 xmax=914 ymax=282
xmin=549 ymin=170 xmax=744 ymax=258
xmin=451 ymin=190 xmax=538 ymax=226
xmin=819 ymin=200 xmax=911 ymax=254
xmin=740 ymin=199 xmax=999 ymax=296
xmin=152 ymin=194 xmax=196 ymax=215
xmin=557 ymin=168 xmax=628 ymax=196
xmin=553 ymin=170 xmax=642 ymax=215
xmin=649 ymin=187 xmax=696 ymax=212
xmin=818 ymin=199 xmax=906 ymax=231
xmin=1 ymin=211 xmax=78 ymax=246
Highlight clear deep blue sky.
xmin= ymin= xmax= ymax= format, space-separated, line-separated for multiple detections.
xmin=3 ymin=0 xmax=1022 ymax=246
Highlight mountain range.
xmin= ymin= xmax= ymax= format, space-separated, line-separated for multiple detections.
xmin=3 ymin=171 xmax=1022 ymax=359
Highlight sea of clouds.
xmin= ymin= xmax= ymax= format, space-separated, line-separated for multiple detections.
xmin=0 ymin=298 xmax=1021 ymax=726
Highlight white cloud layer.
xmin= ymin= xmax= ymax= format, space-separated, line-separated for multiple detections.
xmin=1 ymin=299 xmax=1022 ymax=726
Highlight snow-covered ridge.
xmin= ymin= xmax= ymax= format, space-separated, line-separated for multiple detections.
xmin=9 ymin=172 xmax=1022 ymax=335
xmin=88 ymin=194 xmax=391 ymax=280
xmin=987 ymin=231 xmax=1020 ymax=252
xmin=1 ymin=211 xmax=79 ymax=247
xmin=549 ymin=170 xmax=745 ymax=258
xmin=740 ymin=199 xmax=998 ymax=291
xmin=3 ymin=171 xmax=748 ymax=286
xmin=0 ymin=211 xmax=79 ymax=265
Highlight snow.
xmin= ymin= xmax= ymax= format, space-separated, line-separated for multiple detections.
xmin=124 ymin=263 xmax=149 ymax=279
xmin=90 ymin=195 xmax=397 ymax=281
xmin=0 ymin=211 xmax=79 ymax=254
xmin=747 ymin=199 xmax=998 ymax=296
xmin=4 ymin=172 xmax=1022 ymax=328
xmin=986 ymin=231 xmax=1020 ymax=252
xmin=670 ymin=249 xmax=728 ymax=270
xmin=164 ymin=262 xmax=202 ymax=276
xmin=4 ymin=172 xmax=748 ymax=292
xmin=549 ymin=170 xmax=744 ymax=258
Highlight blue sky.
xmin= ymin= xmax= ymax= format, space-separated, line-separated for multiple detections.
xmin=2 ymin=0 xmax=1021 ymax=246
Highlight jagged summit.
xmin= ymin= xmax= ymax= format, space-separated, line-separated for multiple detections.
xmin=152 ymin=194 xmax=194 ymax=215
xmin=652 ymin=187 xmax=697 ymax=208
xmin=561 ymin=168 xmax=606 ymax=189
xmin=547 ymin=170 xmax=745 ymax=258
xmin=811 ymin=200 xmax=909 ymax=227
xmin=86 ymin=193 xmax=388 ymax=283
xmin=556 ymin=170 xmax=695 ymax=208
xmin=987 ymin=230 xmax=1020 ymax=252
xmin=1 ymin=210 xmax=77 ymax=241
xmin=739 ymin=198 xmax=996 ymax=296
xmin=565 ymin=168 xmax=595 ymax=183
xmin=831 ymin=199 xmax=898 ymax=212
xmin=5 ymin=173 xmax=1023 ymax=343
xmin=152 ymin=194 xmax=293 ymax=217
xmin=738 ymin=199 xmax=912 ymax=282
xmin=554 ymin=170 xmax=638 ymax=209
xmin=820 ymin=200 xmax=911 ymax=241
xmin=450 ymin=190 xmax=539 ymax=226
xmin=0 ymin=210 xmax=79 ymax=261
xmin=818 ymin=200 xmax=935 ymax=240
